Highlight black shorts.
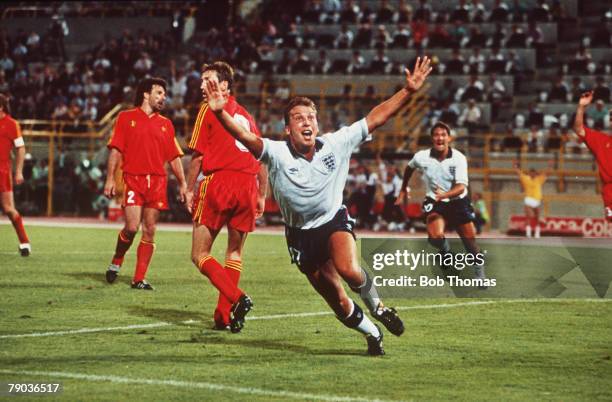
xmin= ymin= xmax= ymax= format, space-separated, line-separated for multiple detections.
xmin=422 ymin=196 xmax=476 ymax=228
xmin=285 ymin=206 xmax=356 ymax=274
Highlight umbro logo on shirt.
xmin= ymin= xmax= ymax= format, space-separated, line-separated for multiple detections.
xmin=288 ymin=167 xmax=299 ymax=174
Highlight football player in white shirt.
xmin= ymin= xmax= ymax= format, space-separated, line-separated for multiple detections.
xmin=202 ymin=57 xmax=432 ymax=355
xmin=396 ymin=122 xmax=486 ymax=283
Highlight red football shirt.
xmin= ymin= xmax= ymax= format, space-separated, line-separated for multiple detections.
xmin=108 ymin=108 xmax=183 ymax=175
xmin=188 ymin=96 xmax=260 ymax=175
xmin=584 ymin=127 xmax=612 ymax=184
xmin=0 ymin=114 xmax=22 ymax=172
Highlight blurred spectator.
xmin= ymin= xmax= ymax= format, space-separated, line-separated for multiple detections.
xmin=314 ymin=50 xmax=332 ymax=74
xmin=586 ymin=99 xmax=609 ymax=129
xmin=450 ymin=0 xmax=471 ymax=23
xmin=347 ymin=50 xmax=366 ymax=74
xmin=335 ymin=23 xmax=354 ymax=48
xmin=456 ymin=74 xmax=484 ymax=102
xmin=487 ymin=46 xmax=507 ymax=73
xmin=397 ymin=0 xmax=413 ymax=24
xmin=428 ymin=23 xmax=450 ymax=48
xmin=392 ymin=23 xmax=411 ymax=48
xmin=448 ymin=20 xmax=467 ymax=48
xmin=340 ymin=0 xmax=360 ymax=23
xmin=524 ymin=124 xmax=545 ymax=152
xmin=529 ymin=0 xmax=552 ymax=22
xmin=548 ymin=75 xmax=569 ymax=102
xmin=458 ymin=98 xmax=482 ymax=133
xmin=283 ymin=23 xmax=302 ymax=48
xmin=376 ymin=0 xmax=395 ymax=24
xmin=466 ymin=27 xmax=487 ymax=48
xmin=411 ymin=18 xmax=428 ymax=49
xmin=467 ymin=47 xmax=486 ymax=74
xmin=445 ymin=48 xmax=466 ymax=74
xmin=592 ymin=76 xmax=611 ymax=102
xmin=353 ymin=22 xmax=373 ymax=48
xmin=369 ymin=47 xmax=391 ymax=74
xmin=413 ymin=0 xmax=432 ymax=23
xmin=293 ymin=48 xmax=312 ymax=74
xmin=486 ymin=73 xmax=507 ymax=118
xmin=568 ymin=76 xmax=586 ymax=102
xmin=373 ymin=25 xmax=392 ymax=49
xmin=545 ymin=126 xmax=562 ymax=151
xmin=436 ymin=77 xmax=457 ymax=103
xmin=505 ymin=24 xmax=527 ymax=47
xmin=489 ymin=0 xmax=510 ymax=23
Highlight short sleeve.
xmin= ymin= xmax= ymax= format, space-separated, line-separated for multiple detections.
xmin=584 ymin=127 xmax=606 ymax=156
xmin=107 ymin=113 xmax=126 ymax=152
xmin=12 ymin=120 xmax=24 ymax=147
xmin=258 ymin=138 xmax=274 ymax=165
xmin=407 ymin=153 xmax=419 ymax=169
xmin=455 ymin=154 xmax=469 ymax=185
xmin=323 ymin=118 xmax=369 ymax=156
xmin=188 ymin=105 xmax=209 ymax=154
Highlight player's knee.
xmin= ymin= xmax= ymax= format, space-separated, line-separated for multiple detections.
xmin=191 ymin=251 xmax=210 ymax=267
xmin=225 ymin=250 xmax=242 ymax=261
xmin=124 ymin=225 xmax=139 ymax=237
xmin=5 ymin=208 xmax=18 ymax=220
xmin=335 ymin=263 xmax=362 ymax=286
xmin=142 ymin=224 xmax=156 ymax=239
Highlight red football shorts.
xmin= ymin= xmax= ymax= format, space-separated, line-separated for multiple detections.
xmin=603 ymin=183 xmax=612 ymax=222
xmin=192 ymin=170 xmax=258 ymax=233
xmin=0 ymin=169 xmax=12 ymax=193
xmin=122 ymin=173 xmax=169 ymax=210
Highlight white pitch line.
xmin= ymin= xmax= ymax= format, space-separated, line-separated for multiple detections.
xmin=1 ymin=299 xmax=609 ymax=340
xmin=0 ymin=369 xmax=395 ymax=402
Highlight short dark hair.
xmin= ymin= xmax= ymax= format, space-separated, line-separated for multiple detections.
xmin=201 ymin=61 xmax=234 ymax=91
xmin=0 ymin=93 xmax=10 ymax=115
xmin=284 ymin=96 xmax=317 ymax=125
xmin=134 ymin=77 xmax=167 ymax=106
xmin=430 ymin=121 xmax=451 ymax=136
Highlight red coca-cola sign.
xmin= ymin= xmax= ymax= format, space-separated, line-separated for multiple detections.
xmin=508 ymin=215 xmax=612 ymax=237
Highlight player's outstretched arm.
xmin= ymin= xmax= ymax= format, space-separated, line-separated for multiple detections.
xmin=104 ymin=148 xmax=122 ymax=198
xmin=574 ymin=91 xmax=593 ymax=139
xmin=366 ymin=56 xmax=432 ymax=133
xmin=204 ymin=78 xmax=264 ymax=158
xmin=169 ymin=156 xmax=187 ymax=203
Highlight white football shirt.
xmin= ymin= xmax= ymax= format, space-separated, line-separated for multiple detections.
xmin=407 ymin=148 xmax=469 ymax=201
xmin=260 ymin=118 xmax=369 ymax=229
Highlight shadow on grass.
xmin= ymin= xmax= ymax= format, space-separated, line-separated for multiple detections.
xmin=127 ymin=306 xmax=205 ymax=324
xmin=184 ymin=332 xmax=364 ymax=357
xmin=65 ymin=272 xmax=131 ymax=286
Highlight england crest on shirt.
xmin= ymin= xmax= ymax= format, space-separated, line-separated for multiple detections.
xmin=321 ymin=153 xmax=336 ymax=172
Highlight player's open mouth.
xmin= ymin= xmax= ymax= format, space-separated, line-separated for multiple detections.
xmin=302 ymin=130 xmax=313 ymax=139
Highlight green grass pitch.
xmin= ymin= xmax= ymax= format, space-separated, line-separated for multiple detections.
xmin=0 ymin=225 xmax=610 ymax=401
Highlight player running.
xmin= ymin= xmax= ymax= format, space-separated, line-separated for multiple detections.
xmin=201 ymin=56 xmax=433 ymax=355
xmin=396 ymin=122 xmax=486 ymax=284
xmin=104 ymin=77 xmax=187 ymax=290
xmin=574 ymin=91 xmax=612 ymax=222
xmin=0 ymin=94 xmax=30 ymax=256
xmin=185 ymin=62 xmax=267 ymax=333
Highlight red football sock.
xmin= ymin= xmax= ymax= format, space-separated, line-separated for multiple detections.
xmin=10 ymin=214 xmax=29 ymax=244
xmin=112 ymin=229 xmax=135 ymax=266
xmin=133 ymin=240 xmax=155 ymax=282
xmin=198 ymin=256 xmax=242 ymax=304
xmin=214 ymin=260 xmax=242 ymax=325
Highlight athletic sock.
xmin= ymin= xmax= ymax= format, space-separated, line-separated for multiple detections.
xmin=10 ymin=214 xmax=29 ymax=244
xmin=534 ymin=225 xmax=541 ymax=238
xmin=197 ymin=256 xmax=242 ymax=304
xmin=214 ymin=260 xmax=242 ymax=325
xmin=349 ymin=268 xmax=381 ymax=314
xmin=338 ymin=300 xmax=381 ymax=337
xmin=525 ymin=225 xmax=532 ymax=238
xmin=429 ymin=237 xmax=450 ymax=253
xmin=133 ymin=240 xmax=155 ymax=282
xmin=112 ymin=229 xmax=136 ymax=266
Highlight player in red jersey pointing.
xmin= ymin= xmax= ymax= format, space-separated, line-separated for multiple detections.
xmin=185 ymin=62 xmax=267 ymax=333
xmin=574 ymin=91 xmax=612 ymax=222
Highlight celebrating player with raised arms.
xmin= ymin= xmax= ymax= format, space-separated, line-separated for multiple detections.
xmin=396 ymin=122 xmax=486 ymax=284
xmin=201 ymin=56 xmax=432 ymax=355
xmin=574 ymin=91 xmax=612 ymax=222
xmin=104 ymin=77 xmax=187 ymax=290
